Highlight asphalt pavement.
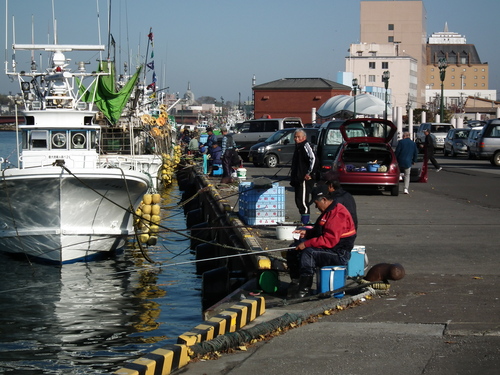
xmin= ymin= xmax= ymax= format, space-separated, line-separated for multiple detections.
xmin=175 ymin=155 xmax=500 ymax=375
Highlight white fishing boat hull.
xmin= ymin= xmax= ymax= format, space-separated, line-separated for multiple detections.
xmin=0 ymin=167 xmax=149 ymax=263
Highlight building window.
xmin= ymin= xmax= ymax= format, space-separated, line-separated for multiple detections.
xmin=369 ymin=75 xmax=376 ymax=82
xmin=482 ymin=83 xmax=485 ymax=87
xmin=451 ymin=83 xmax=455 ymax=87
xmin=482 ymin=68 xmax=485 ymax=71
xmin=357 ymin=51 xmax=363 ymax=56
xmin=382 ymin=62 xmax=388 ymax=69
xmin=474 ymin=83 xmax=477 ymax=87
xmin=369 ymin=62 xmax=376 ymax=69
xmin=482 ymin=76 xmax=486 ymax=79
xmin=370 ymin=51 xmax=377 ymax=57
xmin=430 ymin=75 xmax=434 ymax=79
xmin=451 ymin=68 xmax=455 ymax=72
xmin=474 ymin=76 xmax=478 ymax=79
xmin=474 ymin=68 xmax=478 ymax=72
xmin=388 ymin=36 xmax=394 ymax=42
xmin=463 ymin=68 xmax=466 ymax=71
xmin=388 ymin=24 xmax=394 ymax=30
xmin=451 ymin=76 xmax=455 ymax=79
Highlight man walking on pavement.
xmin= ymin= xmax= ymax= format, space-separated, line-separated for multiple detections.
xmin=220 ymin=127 xmax=239 ymax=183
xmin=422 ymin=128 xmax=442 ymax=172
xmin=396 ymin=131 xmax=419 ymax=194
xmin=290 ymin=129 xmax=316 ymax=225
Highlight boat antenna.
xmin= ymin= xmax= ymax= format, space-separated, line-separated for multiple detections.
xmin=4 ymin=0 xmax=7 ymax=74
xmin=96 ymin=0 xmax=103 ymax=62
xmin=11 ymin=15 xmax=16 ymax=72
xmin=51 ymin=0 xmax=56 ymax=44
xmin=106 ymin=0 xmax=112 ymax=60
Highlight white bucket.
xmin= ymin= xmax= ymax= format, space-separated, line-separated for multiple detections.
xmin=276 ymin=224 xmax=296 ymax=241
xmin=237 ymin=168 xmax=247 ymax=179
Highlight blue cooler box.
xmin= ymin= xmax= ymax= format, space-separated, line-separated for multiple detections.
xmin=347 ymin=245 xmax=366 ymax=277
xmin=318 ymin=266 xmax=346 ymax=298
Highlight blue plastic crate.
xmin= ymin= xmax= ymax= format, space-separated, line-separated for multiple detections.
xmin=243 ymin=216 xmax=285 ymax=226
xmin=244 ymin=209 xmax=285 ymax=218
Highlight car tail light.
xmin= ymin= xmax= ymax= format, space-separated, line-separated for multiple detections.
xmin=480 ymin=142 xmax=485 ymax=148
xmin=389 ymin=163 xmax=398 ymax=173
xmin=322 ymin=165 xmax=332 ymax=170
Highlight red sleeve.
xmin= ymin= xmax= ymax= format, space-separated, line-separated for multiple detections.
xmin=302 ymin=203 xmax=355 ymax=249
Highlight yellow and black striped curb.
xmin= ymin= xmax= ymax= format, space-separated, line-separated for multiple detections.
xmin=113 ymin=296 xmax=265 ymax=375
xmin=177 ymin=296 xmax=265 ymax=346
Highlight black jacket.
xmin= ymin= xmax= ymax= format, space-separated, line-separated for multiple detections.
xmin=290 ymin=140 xmax=316 ymax=186
xmin=331 ymin=188 xmax=358 ymax=229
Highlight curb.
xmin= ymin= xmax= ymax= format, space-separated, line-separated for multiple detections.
xmin=112 ymin=296 xmax=265 ymax=375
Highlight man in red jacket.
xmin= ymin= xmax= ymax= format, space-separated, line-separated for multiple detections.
xmin=288 ymin=184 xmax=356 ymax=298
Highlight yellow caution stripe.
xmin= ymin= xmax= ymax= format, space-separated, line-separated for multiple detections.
xmin=113 ymin=344 xmax=189 ymax=375
xmin=177 ymin=296 xmax=265 ymax=346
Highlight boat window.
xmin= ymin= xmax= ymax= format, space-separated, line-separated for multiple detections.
xmin=90 ymin=131 xmax=98 ymax=149
xmin=71 ymin=131 xmax=87 ymax=149
xmin=31 ymin=130 xmax=48 ymax=149
xmin=51 ymin=131 xmax=67 ymax=149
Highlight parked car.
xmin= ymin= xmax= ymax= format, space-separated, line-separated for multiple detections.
xmin=444 ymin=128 xmax=471 ymax=157
xmin=231 ymin=117 xmax=303 ymax=160
xmin=465 ymin=120 xmax=486 ymax=128
xmin=332 ymin=118 xmax=400 ymax=196
xmin=474 ymin=119 xmax=500 ymax=166
xmin=248 ymin=128 xmax=318 ymax=168
xmin=415 ymin=122 xmax=454 ymax=152
xmin=466 ymin=126 xmax=485 ymax=159
xmin=316 ymin=120 xmax=367 ymax=177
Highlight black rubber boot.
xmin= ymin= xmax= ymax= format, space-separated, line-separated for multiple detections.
xmin=294 ymin=275 xmax=314 ymax=298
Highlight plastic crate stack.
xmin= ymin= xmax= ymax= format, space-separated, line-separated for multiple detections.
xmin=238 ymin=182 xmax=285 ymax=225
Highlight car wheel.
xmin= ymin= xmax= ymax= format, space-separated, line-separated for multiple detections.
xmin=264 ymin=154 xmax=278 ymax=168
xmin=491 ymin=151 xmax=500 ymax=167
xmin=390 ymin=184 xmax=399 ymax=196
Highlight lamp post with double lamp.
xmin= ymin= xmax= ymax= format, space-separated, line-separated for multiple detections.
xmin=382 ymin=70 xmax=390 ymax=120
xmin=352 ymin=78 xmax=358 ymax=118
xmin=438 ymin=58 xmax=448 ymax=122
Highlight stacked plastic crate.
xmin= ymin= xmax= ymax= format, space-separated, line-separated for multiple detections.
xmin=238 ymin=182 xmax=285 ymax=225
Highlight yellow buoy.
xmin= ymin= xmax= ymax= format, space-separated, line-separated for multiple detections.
xmin=151 ymin=215 xmax=161 ymax=225
xmin=141 ymin=205 xmax=152 ymax=215
xmin=143 ymin=194 xmax=153 ymax=205
xmin=139 ymin=233 xmax=150 ymax=243
xmin=152 ymin=194 xmax=161 ymax=204
xmin=151 ymin=204 xmax=161 ymax=215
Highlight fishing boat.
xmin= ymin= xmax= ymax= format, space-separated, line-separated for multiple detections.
xmin=0 ymin=43 xmax=151 ymax=264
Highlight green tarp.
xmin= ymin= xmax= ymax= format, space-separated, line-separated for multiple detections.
xmin=79 ymin=61 xmax=142 ymax=124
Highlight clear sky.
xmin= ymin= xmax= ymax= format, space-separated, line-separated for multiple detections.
xmin=2 ymin=0 xmax=499 ymax=103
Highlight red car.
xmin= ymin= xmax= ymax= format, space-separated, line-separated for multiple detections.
xmin=333 ymin=118 xmax=400 ymax=196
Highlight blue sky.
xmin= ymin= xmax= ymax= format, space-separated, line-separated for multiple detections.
xmin=2 ymin=0 xmax=499 ymax=103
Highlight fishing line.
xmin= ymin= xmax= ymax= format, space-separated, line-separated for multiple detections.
xmin=0 ymin=245 xmax=294 ymax=295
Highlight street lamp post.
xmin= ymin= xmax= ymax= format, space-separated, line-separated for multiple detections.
xmin=352 ymin=78 xmax=358 ymax=118
xmin=382 ymin=71 xmax=390 ymax=120
xmin=438 ymin=58 xmax=448 ymax=122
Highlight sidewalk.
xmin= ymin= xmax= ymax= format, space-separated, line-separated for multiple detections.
xmin=174 ymin=168 xmax=500 ymax=375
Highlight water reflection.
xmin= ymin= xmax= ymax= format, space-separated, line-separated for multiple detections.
xmin=0 ymin=183 xmax=202 ymax=374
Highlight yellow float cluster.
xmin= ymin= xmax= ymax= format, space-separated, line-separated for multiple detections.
xmin=159 ymin=144 xmax=182 ymax=185
xmin=135 ymin=193 xmax=162 ymax=246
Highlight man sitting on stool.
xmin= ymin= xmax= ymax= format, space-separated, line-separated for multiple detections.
xmin=287 ymin=184 xmax=357 ymax=298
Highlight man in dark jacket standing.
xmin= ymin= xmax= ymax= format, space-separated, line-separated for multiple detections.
xmin=395 ymin=131 xmax=418 ymax=194
xmin=290 ymin=129 xmax=316 ymax=225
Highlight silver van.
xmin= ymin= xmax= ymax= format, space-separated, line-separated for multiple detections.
xmin=475 ymin=119 xmax=500 ymax=166
xmin=248 ymin=128 xmax=318 ymax=168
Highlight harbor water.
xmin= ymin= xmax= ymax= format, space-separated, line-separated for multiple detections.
xmin=0 ymin=131 xmax=203 ymax=374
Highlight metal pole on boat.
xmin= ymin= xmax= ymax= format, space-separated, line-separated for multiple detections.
xmin=15 ymin=103 xmax=20 ymax=167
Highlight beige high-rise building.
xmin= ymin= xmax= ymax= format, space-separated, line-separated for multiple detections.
xmin=360 ymin=0 xmax=427 ymax=106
